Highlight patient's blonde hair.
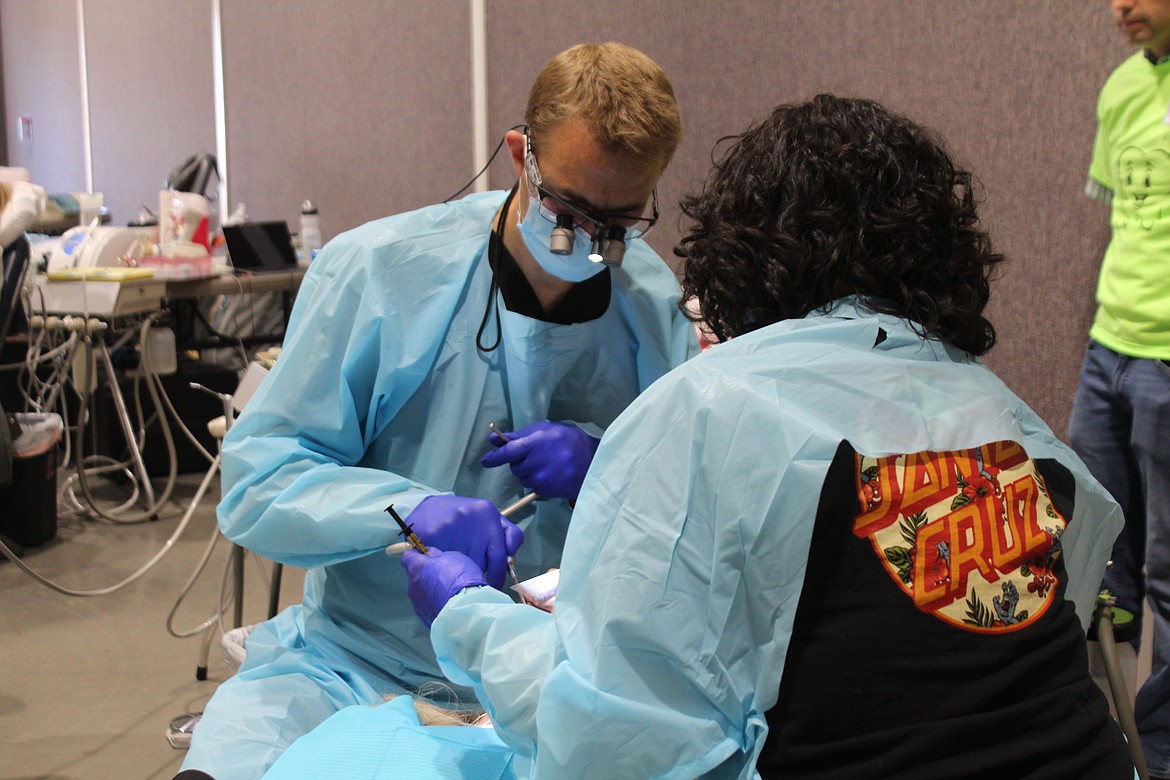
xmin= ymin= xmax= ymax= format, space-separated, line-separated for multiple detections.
xmin=384 ymin=681 xmax=485 ymax=726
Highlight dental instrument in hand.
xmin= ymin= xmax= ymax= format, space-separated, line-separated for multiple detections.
xmin=384 ymin=504 xmax=428 ymax=554
xmin=500 ymin=492 xmax=537 ymax=516
xmin=385 ymin=494 xmax=528 ymax=585
xmin=498 ymin=491 xmax=536 ymax=583
xmin=489 ymin=422 xmax=539 ymax=583
xmin=382 ymin=493 xmax=531 ymax=549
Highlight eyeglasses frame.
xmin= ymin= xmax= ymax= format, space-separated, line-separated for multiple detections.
xmin=523 ymin=133 xmax=659 ymax=243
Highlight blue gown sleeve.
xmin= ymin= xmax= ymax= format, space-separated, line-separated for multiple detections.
xmin=433 ymin=367 xmax=814 ymax=780
xmin=217 ymin=229 xmax=468 ymax=569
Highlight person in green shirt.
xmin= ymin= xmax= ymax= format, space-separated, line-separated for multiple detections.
xmin=1069 ymin=2 xmax=1170 ymax=776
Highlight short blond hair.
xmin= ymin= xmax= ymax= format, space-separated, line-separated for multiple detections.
xmin=526 ymin=42 xmax=682 ymax=171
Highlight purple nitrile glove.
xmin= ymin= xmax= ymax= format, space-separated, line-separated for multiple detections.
xmin=402 ymin=548 xmax=487 ymax=628
xmin=480 ymin=421 xmax=601 ymax=500
xmin=405 ymin=496 xmax=524 ymax=588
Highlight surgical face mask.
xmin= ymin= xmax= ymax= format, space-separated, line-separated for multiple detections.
xmin=516 ymin=187 xmax=607 ymax=283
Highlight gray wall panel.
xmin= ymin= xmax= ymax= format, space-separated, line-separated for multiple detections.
xmin=0 ymin=1 xmax=1142 ymax=438
xmin=1 ymin=0 xmax=85 ymax=193
xmin=486 ymin=0 xmax=1130 ymax=436
xmin=84 ymin=0 xmax=215 ymax=226
xmin=220 ymin=0 xmax=472 ymax=242
xmin=0 ymin=12 xmax=7 ymax=164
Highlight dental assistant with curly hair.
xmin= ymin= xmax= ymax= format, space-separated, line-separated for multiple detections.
xmin=405 ymin=95 xmax=1136 ymax=779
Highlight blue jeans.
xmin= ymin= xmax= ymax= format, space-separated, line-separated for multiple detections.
xmin=1069 ymin=340 xmax=1170 ymax=777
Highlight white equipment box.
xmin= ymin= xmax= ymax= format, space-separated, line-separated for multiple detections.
xmin=32 ymin=275 xmax=166 ymax=317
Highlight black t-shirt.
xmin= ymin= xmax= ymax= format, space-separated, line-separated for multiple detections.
xmin=489 ymin=220 xmax=610 ymax=324
xmin=758 ymin=440 xmax=1132 ymax=779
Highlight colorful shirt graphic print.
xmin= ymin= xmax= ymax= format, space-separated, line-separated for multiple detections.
xmin=852 ymin=440 xmax=1065 ymax=632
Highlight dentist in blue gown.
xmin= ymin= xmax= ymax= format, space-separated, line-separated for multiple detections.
xmin=176 ymin=42 xmax=696 ymax=780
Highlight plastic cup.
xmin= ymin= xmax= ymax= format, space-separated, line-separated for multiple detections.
xmin=77 ymin=192 xmax=103 ymax=227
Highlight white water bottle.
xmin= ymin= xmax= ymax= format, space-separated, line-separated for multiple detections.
xmin=299 ymin=199 xmax=321 ymax=262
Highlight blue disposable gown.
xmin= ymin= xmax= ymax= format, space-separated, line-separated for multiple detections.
xmin=262 ymin=696 xmax=517 ymax=780
xmin=431 ymin=300 xmax=1125 ymax=779
xmin=181 ymin=190 xmax=697 ymax=776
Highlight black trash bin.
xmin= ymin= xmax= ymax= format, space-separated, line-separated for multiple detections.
xmin=0 ymin=413 xmax=63 ymax=547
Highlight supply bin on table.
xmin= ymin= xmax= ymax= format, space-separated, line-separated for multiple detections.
xmin=0 ymin=412 xmax=64 ymax=546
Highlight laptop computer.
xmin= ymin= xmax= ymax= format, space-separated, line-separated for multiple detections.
xmin=222 ymin=221 xmax=298 ymax=273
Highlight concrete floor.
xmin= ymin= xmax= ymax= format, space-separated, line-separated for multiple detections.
xmin=0 ymin=455 xmax=1153 ymax=780
xmin=0 ymin=469 xmax=304 ymax=780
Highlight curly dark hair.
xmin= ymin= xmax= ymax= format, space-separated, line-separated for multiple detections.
xmin=675 ymin=95 xmax=1004 ymax=355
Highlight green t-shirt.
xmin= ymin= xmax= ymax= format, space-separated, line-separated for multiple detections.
xmin=1089 ymin=51 xmax=1170 ymax=358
